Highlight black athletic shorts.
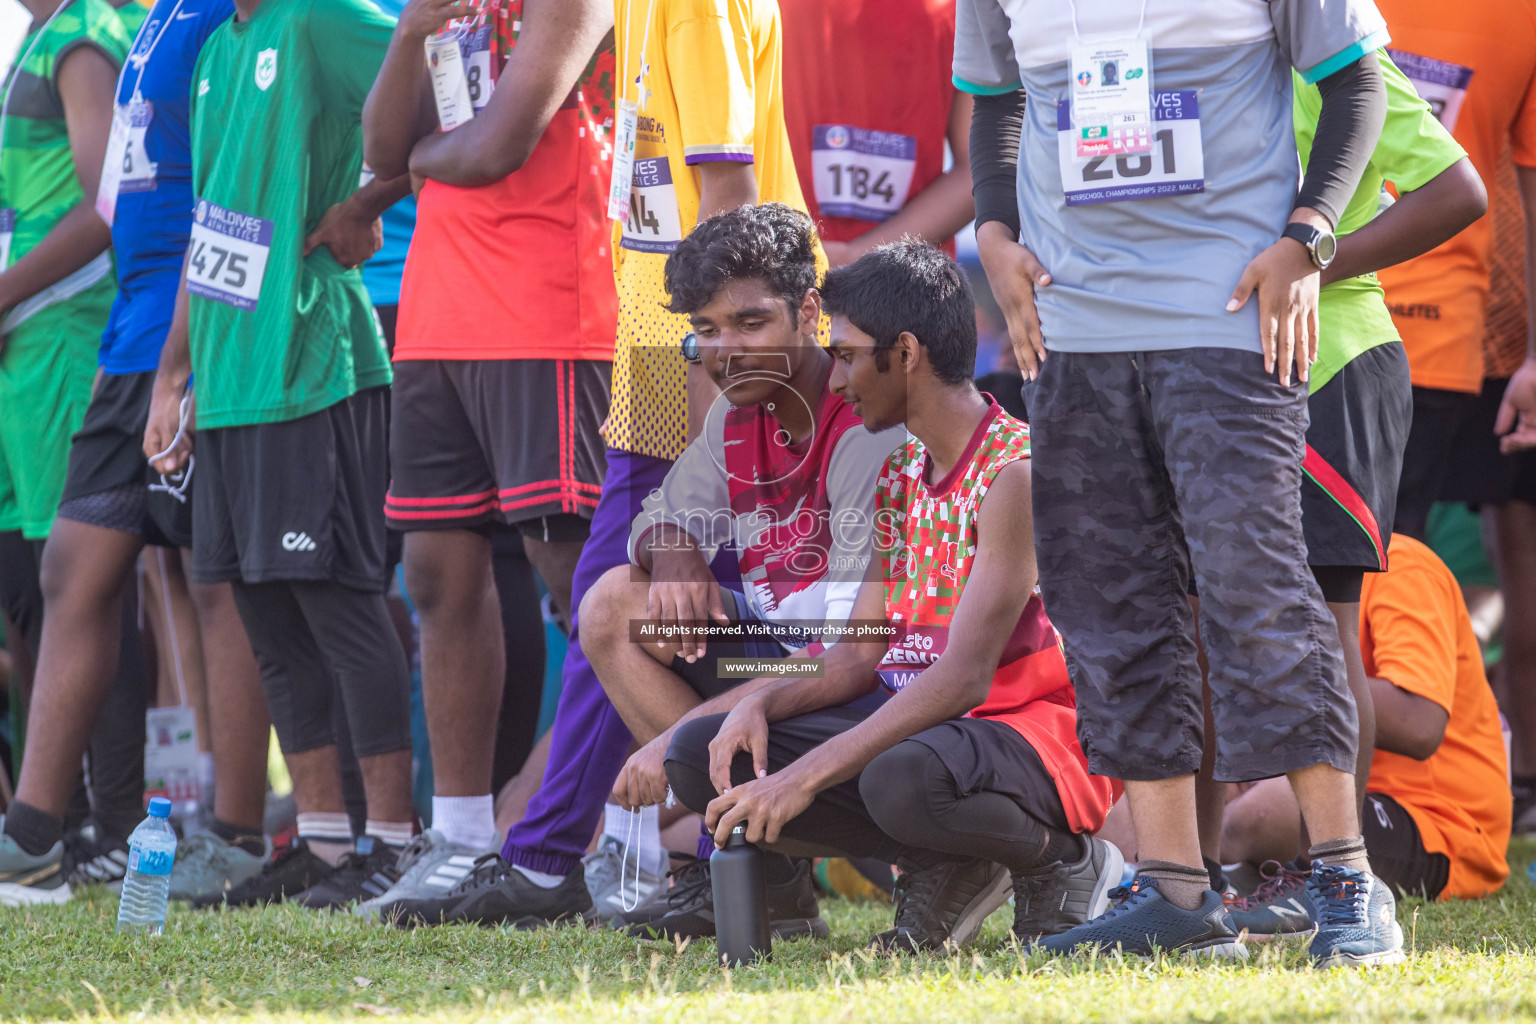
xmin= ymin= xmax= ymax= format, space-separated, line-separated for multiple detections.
xmin=1301 ymin=342 xmax=1412 ymax=579
xmin=1394 ymin=384 xmax=1481 ymax=540
xmin=192 ymin=386 xmax=391 ymax=591
xmin=669 ymin=589 xmax=796 ymax=700
xmin=1436 ymin=376 xmax=1536 ymax=508
xmin=1363 ymin=791 xmax=1449 ymax=900
xmin=57 ymin=370 xmax=193 ymax=549
xmin=385 ymin=358 xmax=610 ymax=537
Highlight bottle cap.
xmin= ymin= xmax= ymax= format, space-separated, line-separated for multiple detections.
xmin=147 ymin=797 xmax=173 ymax=818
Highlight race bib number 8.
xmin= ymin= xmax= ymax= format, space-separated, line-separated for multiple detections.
xmin=185 ymin=199 xmax=272 ymax=311
xmin=1057 ymin=90 xmax=1204 ymax=206
xmin=620 ymin=157 xmax=683 ymax=253
xmin=811 ymin=124 xmax=917 ymax=222
xmin=463 ymin=24 xmax=494 ymax=113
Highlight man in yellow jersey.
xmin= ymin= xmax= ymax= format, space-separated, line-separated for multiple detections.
xmin=404 ymin=0 xmax=817 ymax=929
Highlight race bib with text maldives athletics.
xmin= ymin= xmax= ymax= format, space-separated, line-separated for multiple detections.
xmin=185 ymin=199 xmax=272 ymax=311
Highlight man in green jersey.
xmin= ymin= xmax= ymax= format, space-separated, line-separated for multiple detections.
xmin=0 ymin=0 xmax=141 ymax=903
xmin=143 ymin=0 xmax=417 ymax=909
xmin=1199 ymin=53 xmax=1487 ymax=937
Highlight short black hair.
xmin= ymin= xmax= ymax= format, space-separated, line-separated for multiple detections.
xmin=820 ymin=240 xmax=977 ymax=385
xmin=663 ymin=203 xmax=819 ymax=321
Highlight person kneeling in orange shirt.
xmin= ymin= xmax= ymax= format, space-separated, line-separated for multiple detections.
xmin=1221 ymin=533 xmax=1511 ymax=902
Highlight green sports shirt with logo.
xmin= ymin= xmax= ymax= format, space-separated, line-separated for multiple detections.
xmin=1294 ymin=52 xmax=1467 ymax=394
xmin=0 ymin=0 xmax=130 ymax=269
xmin=187 ymin=0 xmax=393 ymax=429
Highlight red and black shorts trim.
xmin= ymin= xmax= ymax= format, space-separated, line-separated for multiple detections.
xmin=1301 ymin=341 xmax=1413 ymax=585
xmin=386 ymin=358 xmax=612 ymax=535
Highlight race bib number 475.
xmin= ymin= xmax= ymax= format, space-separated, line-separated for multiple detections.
xmin=1057 ymin=90 xmax=1204 ymax=206
xmin=185 ymin=199 xmax=272 ymax=311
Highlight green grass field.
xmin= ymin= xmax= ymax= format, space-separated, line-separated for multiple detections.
xmin=6 ymin=840 xmax=1536 ymax=1023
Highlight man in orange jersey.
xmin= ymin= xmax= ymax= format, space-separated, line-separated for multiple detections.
xmin=1372 ymin=0 xmax=1536 ymax=539
xmin=1221 ymin=533 xmax=1512 ymax=903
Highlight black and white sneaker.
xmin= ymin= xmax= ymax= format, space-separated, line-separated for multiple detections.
xmin=390 ymin=855 xmax=593 ymax=928
xmin=63 ymin=827 xmax=131 ymax=892
xmin=623 ymin=856 xmax=830 ymax=942
xmin=869 ymin=857 xmax=1012 ymax=953
xmin=289 ymin=836 xmax=402 ymax=910
xmin=1009 ymin=836 xmax=1125 ymax=942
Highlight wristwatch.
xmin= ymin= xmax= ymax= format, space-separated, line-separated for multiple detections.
xmin=680 ymin=332 xmax=702 ymax=365
xmin=1281 ymin=222 xmax=1337 ymax=271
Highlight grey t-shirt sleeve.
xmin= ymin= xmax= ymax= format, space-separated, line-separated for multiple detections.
xmin=1269 ymin=0 xmax=1391 ymax=84
xmin=954 ymin=0 xmax=1022 ymax=94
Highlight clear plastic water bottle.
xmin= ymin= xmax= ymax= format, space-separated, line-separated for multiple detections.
xmin=116 ymin=797 xmax=177 ymax=935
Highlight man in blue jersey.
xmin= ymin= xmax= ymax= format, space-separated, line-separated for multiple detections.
xmin=0 ymin=0 xmax=275 ymax=907
xmin=957 ymin=0 xmax=1403 ymax=966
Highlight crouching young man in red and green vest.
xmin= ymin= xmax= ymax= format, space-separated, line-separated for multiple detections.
xmin=663 ymin=239 xmax=1120 ymax=952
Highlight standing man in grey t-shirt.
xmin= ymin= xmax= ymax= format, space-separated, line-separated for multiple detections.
xmin=957 ymin=0 xmax=1404 ymax=966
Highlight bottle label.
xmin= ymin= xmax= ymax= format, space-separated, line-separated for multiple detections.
xmin=128 ymin=845 xmax=175 ymax=876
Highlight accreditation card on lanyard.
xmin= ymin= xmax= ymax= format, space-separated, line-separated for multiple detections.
xmin=97 ymin=0 xmax=184 ymax=224
xmin=1066 ymin=0 xmax=1153 ymax=158
xmin=607 ymin=0 xmax=657 ymax=223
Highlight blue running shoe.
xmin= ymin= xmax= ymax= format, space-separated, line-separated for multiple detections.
xmin=1307 ymin=863 xmax=1405 ymax=968
xmin=1033 ymin=876 xmax=1247 ymax=959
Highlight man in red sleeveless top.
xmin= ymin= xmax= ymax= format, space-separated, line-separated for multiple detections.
xmin=663 ymin=240 xmax=1120 ymax=954
xmin=580 ymin=204 xmax=906 ymax=941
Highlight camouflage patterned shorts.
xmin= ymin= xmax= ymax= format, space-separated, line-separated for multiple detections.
xmin=1024 ymin=347 xmax=1355 ymax=784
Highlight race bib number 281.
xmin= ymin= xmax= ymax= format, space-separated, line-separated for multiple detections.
xmin=1057 ymin=90 xmax=1204 ymax=206
xmin=185 ymin=199 xmax=272 ymax=311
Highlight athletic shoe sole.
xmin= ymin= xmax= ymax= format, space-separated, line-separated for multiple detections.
xmin=770 ymin=916 xmax=831 ymax=941
xmin=0 ymin=881 xmax=73 ymax=907
xmin=1085 ymin=841 xmax=1127 ymax=924
xmin=1311 ymin=923 xmax=1406 ymax=969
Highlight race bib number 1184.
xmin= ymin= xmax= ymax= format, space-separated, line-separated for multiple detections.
xmin=185 ymin=199 xmax=272 ymax=311
xmin=1057 ymin=90 xmax=1204 ymax=206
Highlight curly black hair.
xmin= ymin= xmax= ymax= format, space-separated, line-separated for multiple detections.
xmin=663 ymin=202 xmax=820 ymax=322
xmin=820 ymin=239 xmax=977 ymax=385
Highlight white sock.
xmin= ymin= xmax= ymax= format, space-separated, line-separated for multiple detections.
xmin=604 ymin=803 xmax=667 ymax=878
xmin=365 ymin=819 xmax=416 ymax=850
xmin=297 ymin=812 xmax=353 ymax=866
xmin=513 ymin=865 xmax=565 ymax=889
xmin=432 ymin=795 xmax=496 ymax=851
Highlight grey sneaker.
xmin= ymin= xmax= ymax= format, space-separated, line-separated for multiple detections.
xmin=169 ymin=832 xmax=272 ymax=901
xmin=0 ymin=823 xmax=70 ymax=906
xmin=583 ymin=834 xmax=664 ymax=925
xmin=355 ymin=831 xmax=491 ymax=920
xmin=1009 ymin=836 xmax=1126 ymax=942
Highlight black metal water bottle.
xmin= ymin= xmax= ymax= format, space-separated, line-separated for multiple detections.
xmin=710 ymin=824 xmax=771 ymax=966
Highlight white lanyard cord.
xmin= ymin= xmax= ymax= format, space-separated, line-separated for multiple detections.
xmin=1067 ymin=0 xmax=1148 ymax=40
xmin=619 ymin=0 xmax=659 ymax=110
xmin=120 ymin=0 xmax=185 ymax=103
xmin=0 ymin=0 xmax=75 ymax=169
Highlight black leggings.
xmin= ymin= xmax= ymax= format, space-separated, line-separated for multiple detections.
xmin=231 ymin=579 xmax=411 ymax=760
xmin=666 ymin=707 xmax=1073 ymax=872
xmin=490 ymin=528 xmax=548 ymax=794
